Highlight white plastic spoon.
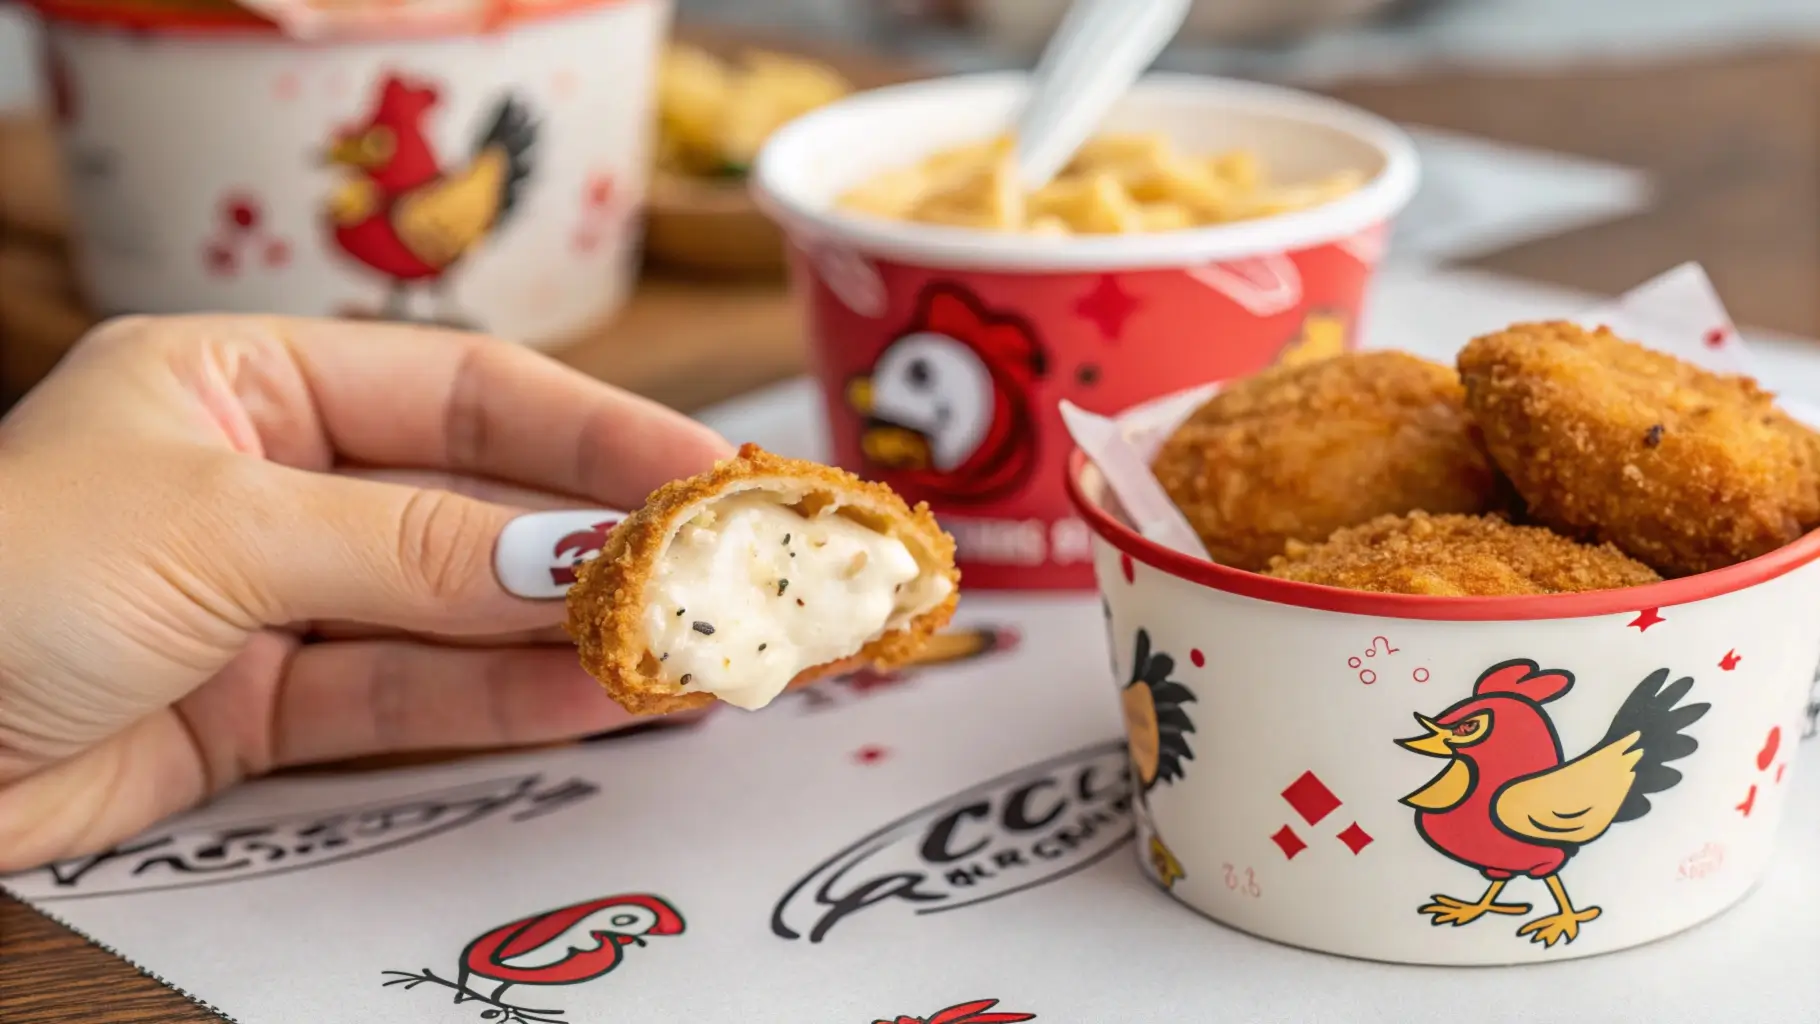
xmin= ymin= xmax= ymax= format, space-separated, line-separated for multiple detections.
xmin=1013 ymin=0 xmax=1195 ymax=191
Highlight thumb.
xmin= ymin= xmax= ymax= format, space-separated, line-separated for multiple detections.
xmin=221 ymin=465 xmax=553 ymax=634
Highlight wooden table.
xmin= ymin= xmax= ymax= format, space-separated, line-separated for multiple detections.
xmin=8 ymin=43 xmax=1820 ymax=1024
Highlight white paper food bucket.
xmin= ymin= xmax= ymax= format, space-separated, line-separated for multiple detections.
xmin=30 ymin=0 xmax=668 ymax=346
xmin=1065 ymin=403 xmax=1818 ymax=965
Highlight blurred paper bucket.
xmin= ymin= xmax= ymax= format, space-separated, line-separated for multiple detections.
xmin=753 ymin=71 xmax=1418 ymax=590
xmin=24 ymin=0 xmax=669 ymax=346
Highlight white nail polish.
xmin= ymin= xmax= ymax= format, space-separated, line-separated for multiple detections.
xmin=495 ymin=510 xmax=627 ymax=599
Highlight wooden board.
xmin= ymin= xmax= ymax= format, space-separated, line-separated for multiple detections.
xmin=1328 ymin=45 xmax=1820 ymax=340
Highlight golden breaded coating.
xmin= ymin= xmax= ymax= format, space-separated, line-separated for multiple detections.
xmin=1151 ymin=351 xmax=1504 ymax=571
xmin=1264 ymin=512 xmax=1662 ymax=596
xmin=565 ymin=444 xmax=959 ymax=716
xmin=1458 ymin=321 xmax=1820 ymax=577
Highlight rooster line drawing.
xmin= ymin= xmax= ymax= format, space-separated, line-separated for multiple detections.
xmin=1398 ymin=659 xmax=1709 ymax=947
xmin=324 ymin=72 xmax=536 ymax=326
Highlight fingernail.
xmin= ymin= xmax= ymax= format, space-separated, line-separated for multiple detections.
xmin=495 ymin=509 xmax=627 ymax=599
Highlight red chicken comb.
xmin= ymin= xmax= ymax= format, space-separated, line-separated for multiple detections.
xmin=920 ymin=286 xmax=1048 ymax=382
xmin=1473 ymin=658 xmax=1574 ymax=704
xmin=374 ymin=73 xmax=441 ymax=119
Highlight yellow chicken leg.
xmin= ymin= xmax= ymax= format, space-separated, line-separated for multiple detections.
xmin=1516 ymin=874 xmax=1601 ymax=947
xmin=1419 ymin=879 xmax=1531 ymax=926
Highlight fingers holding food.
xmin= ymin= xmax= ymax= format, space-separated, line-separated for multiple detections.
xmin=1150 ymin=351 xmax=1504 ymax=571
xmin=565 ymin=444 xmax=959 ymax=715
xmin=1458 ymin=321 xmax=1820 ymax=577
xmin=1263 ymin=511 xmax=1662 ymax=597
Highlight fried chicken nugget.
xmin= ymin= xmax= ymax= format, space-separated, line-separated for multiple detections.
xmin=1458 ymin=322 xmax=1820 ymax=577
xmin=566 ymin=444 xmax=959 ymax=715
xmin=1264 ymin=511 xmax=1662 ymax=596
xmin=1151 ymin=351 xmax=1504 ymax=571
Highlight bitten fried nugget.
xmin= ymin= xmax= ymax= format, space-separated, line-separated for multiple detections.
xmin=1264 ymin=512 xmax=1662 ymax=596
xmin=565 ymin=444 xmax=959 ymax=715
xmin=1150 ymin=351 xmax=1504 ymax=571
xmin=1458 ymin=322 xmax=1820 ymax=577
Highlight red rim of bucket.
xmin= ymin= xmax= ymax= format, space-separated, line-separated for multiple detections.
xmin=1064 ymin=448 xmax=1820 ymax=621
xmin=24 ymin=0 xmax=627 ymax=36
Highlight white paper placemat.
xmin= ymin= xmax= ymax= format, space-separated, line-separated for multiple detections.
xmin=5 ymin=590 xmax=1817 ymax=1024
xmin=7 ymin=268 xmax=1820 ymax=1024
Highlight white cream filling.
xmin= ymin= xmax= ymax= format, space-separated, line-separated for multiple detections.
xmin=641 ymin=492 xmax=949 ymax=710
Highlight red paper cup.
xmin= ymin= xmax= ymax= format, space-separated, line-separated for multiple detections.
xmin=753 ymin=72 xmax=1418 ymax=590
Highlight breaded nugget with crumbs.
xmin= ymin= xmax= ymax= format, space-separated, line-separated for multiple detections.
xmin=1151 ymin=351 xmax=1504 ymax=571
xmin=566 ymin=444 xmax=959 ymax=715
xmin=1458 ymin=322 xmax=1820 ymax=577
xmin=1264 ymin=512 xmax=1662 ymax=596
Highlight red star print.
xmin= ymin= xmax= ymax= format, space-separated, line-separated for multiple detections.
xmin=1704 ymin=326 xmax=1728 ymax=348
xmin=586 ymin=173 xmax=614 ymax=210
xmin=1074 ymin=274 xmax=1141 ymax=342
xmin=853 ymin=744 xmax=889 ymax=765
xmin=1736 ymin=783 xmax=1757 ymax=817
xmin=1629 ymin=608 xmax=1665 ymax=631
xmin=1719 ymin=649 xmax=1741 ymax=671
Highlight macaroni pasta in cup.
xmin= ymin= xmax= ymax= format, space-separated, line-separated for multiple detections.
xmin=752 ymin=72 xmax=1419 ymax=589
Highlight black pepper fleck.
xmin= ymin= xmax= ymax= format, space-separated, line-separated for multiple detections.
xmin=783 ymin=533 xmax=791 ymax=545
xmin=1645 ymin=424 xmax=1664 ymax=448
xmin=795 ymin=598 xmax=805 ymax=606
xmin=777 ymin=579 xmax=790 ymax=597
xmin=758 ymin=643 xmax=768 ymax=652
xmin=680 ymin=673 xmax=692 ymax=684
xmin=661 ymin=653 xmax=669 ymax=661
xmin=676 ymin=608 xmax=685 ymax=617
xmin=692 ymin=620 xmax=715 ymax=635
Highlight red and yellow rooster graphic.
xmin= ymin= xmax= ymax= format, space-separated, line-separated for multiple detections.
xmin=324 ymin=73 xmax=536 ymax=324
xmin=1399 ymin=660 xmax=1708 ymax=947
xmin=845 ymin=283 xmax=1047 ymax=504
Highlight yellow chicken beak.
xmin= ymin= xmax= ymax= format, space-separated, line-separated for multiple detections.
xmin=324 ymin=128 xmax=395 ymax=169
xmin=860 ymin=424 xmax=931 ymax=469
xmin=1397 ymin=714 xmax=1455 ymax=757
xmin=846 ymin=376 xmax=874 ymax=415
xmin=324 ymin=136 xmax=364 ymax=167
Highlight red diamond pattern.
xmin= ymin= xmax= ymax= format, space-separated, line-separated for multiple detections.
xmin=1282 ymin=771 xmax=1341 ymax=826
xmin=1270 ymin=825 xmax=1307 ymax=860
xmin=1337 ymin=821 xmax=1374 ymax=854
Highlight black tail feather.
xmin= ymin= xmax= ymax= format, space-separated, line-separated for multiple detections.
xmin=474 ymin=94 xmax=537 ymax=224
xmin=1604 ymin=668 xmax=1710 ymax=823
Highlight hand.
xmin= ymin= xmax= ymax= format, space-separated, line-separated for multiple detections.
xmin=0 ymin=315 xmax=732 ymax=872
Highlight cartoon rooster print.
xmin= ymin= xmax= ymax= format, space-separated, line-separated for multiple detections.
xmin=1120 ymin=628 xmax=1197 ymax=890
xmin=1399 ymin=659 xmax=1709 ymax=947
xmin=324 ymin=73 xmax=536 ymax=326
xmin=845 ymin=283 xmax=1047 ymax=505
xmin=383 ymin=893 xmax=684 ymax=1023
